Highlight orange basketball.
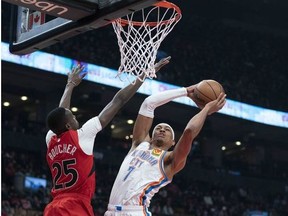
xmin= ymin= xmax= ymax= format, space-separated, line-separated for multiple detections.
xmin=193 ymin=80 xmax=224 ymax=105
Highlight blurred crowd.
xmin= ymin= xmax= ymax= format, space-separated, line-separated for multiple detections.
xmin=42 ymin=17 xmax=288 ymax=112
xmin=2 ymin=150 xmax=48 ymax=216
xmin=2 ymin=2 xmax=288 ymax=111
xmin=2 ymin=148 xmax=288 ymax=216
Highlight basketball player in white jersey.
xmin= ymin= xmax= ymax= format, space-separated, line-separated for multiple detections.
xmin=105 ymin=85 xmax=226 ymax=216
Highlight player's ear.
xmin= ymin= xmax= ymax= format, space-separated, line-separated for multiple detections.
xmin=171 ymin=140 xmax=176 ymax=146
xmin=65 ymin=123 xmax=71 ymax=130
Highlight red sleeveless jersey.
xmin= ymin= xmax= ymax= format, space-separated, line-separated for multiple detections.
xmin=46 ymin=130 xmax=95 ymax=199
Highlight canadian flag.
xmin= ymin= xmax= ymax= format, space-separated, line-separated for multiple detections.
xmin=28 ymin=11 xmax=45 ymax=30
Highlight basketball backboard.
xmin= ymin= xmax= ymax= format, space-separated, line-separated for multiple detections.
xmin=4 ymin=0 xmax=160 ymax=55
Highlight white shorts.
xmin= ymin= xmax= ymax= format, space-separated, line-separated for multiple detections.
xmin=104 ymin=204 xmax=152 ymax=216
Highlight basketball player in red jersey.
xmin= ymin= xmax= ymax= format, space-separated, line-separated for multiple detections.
xmin=44 ymin=57 xmax=170 ymax=216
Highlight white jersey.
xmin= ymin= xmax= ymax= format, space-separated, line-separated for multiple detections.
xmin=108 ymin=142 xmax=171 ymax=208
xmin=46 ymin=116 xmax=102 ymax=155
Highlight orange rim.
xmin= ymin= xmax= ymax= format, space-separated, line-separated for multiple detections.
xmin=117 ymin=1 xmax=181 ymax=27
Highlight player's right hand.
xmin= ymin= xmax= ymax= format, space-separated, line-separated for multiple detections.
xmin=186 ymin=84 xmax=205 ymax=109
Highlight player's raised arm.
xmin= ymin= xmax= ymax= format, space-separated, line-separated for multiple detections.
xmin=59 ymin=65 xmax=87 ymax=109
xmin=167 ymin=93 xmax=226 ymax=175
xmin=98 ymin=56 xmax=171 ymax=129
xmin=132 ymin=83 xmax=190 ymax=151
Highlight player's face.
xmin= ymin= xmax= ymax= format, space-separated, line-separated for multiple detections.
xmin=152 ymin=124 xmax=174 ymax=149
xmin=65 ymin=109 xmax=79 ymax=130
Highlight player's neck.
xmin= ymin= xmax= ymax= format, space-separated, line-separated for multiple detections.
xmin=150 ymin=141 xmax=168 ymax=151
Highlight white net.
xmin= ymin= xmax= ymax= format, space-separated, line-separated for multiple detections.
xmin=112 ymin=1 xmax=181 ymax=84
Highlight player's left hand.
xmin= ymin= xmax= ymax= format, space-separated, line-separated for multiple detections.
xmin=67 ymin=65 xmax=87 ymax=87
xmin=205 ymin=93 xmax=226 ymax=115
xmin=154 ymin=56 xmax=171 ymax=75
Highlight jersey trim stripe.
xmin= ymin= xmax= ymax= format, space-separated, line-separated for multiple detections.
xmin=140 ymin=176 xmax=168 ymax=206
xmin=144 ymin=207 xmax=152 ymax=216
xmin=139 ymin=151 xmax=169 ymax=206
xmin=159 ymin=151 xmax=169 ymax=180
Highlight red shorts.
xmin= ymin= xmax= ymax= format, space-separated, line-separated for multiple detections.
xmin=44 ymin=193 xmax=94 ymax=216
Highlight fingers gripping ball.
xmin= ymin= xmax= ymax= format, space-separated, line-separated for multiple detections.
xmin=194 ymin=80 xmax=225 ymax=105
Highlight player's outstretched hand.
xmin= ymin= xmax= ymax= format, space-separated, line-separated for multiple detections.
xmin=154 ymin=56 xmax=171 ymax=75
xmin=67 ymin=65 xmax=87 ymax=87
xmin=205 ymin=93 xmax=226 ymax=115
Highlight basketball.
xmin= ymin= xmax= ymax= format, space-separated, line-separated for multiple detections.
xmin=193 ymin=80 xmax=224 ymax=105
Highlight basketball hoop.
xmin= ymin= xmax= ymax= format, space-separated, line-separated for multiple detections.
xmin=112 ymin=1 xmax=182 ymax=84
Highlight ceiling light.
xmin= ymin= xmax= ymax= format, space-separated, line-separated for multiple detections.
xmin=3 ymin=102 xmax=10 ymax=107
xmin=71 ymin=107 xmax=78 ymax=112
xmin=111 ymin=124 xmax=115 ymax=129
xmin=221 ymin=146 xmax=226 ymax=151
xmin=193 ymin=140 xmax=199 ymax=145
xmin=21 ymin=96 xmax=28 ymax=101
xmin=127 ymin=119 xmax=134 ymax=124
xmin=130 ymin=134 xmax=133 ymax=138
xmin=125 ymin=136 xmax=129 ymax=140
xmin=235 ymin=141 xmax=241 ymax=146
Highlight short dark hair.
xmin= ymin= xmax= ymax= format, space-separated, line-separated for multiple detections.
xmin=46 ymin=107 xmax=67 ymax=134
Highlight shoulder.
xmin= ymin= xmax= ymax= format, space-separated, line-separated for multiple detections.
xmin=46 ymin=130 xmax=55 ymax=146
xmin=78 ymin=116 xmax=102 ymax=135
xmin=128 ymin=141 xmax=150 ymax=154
